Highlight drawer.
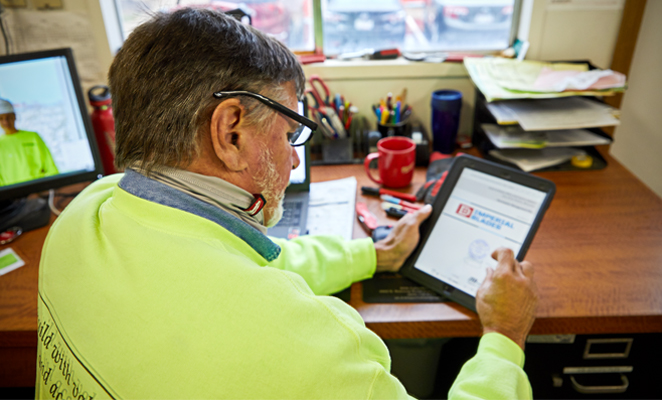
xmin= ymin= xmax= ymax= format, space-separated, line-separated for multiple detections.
xmin=524 ymin=333 xmax=661 ymax=399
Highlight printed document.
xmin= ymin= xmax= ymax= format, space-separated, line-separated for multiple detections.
xmin=307 ymin=177 xmax=356 ymax=240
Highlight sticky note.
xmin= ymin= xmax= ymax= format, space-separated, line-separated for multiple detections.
xmin=0 ymin=248 xmax=25 ymax=276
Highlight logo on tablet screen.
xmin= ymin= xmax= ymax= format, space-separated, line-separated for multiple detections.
xmin=456 ymin=204 xmax=474 ymax=218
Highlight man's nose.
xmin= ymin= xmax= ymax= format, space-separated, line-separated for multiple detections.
xmin=291 ymin=146 xmax=300 ymax=170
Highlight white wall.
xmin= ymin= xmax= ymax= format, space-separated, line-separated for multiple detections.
xmin=610 ymin=1 xmax=662 ymax=197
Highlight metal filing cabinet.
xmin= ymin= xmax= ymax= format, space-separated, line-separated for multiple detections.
xmin=524 ymin=333 xmax=661 ymax=399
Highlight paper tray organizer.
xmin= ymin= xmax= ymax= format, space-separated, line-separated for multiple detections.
xmin=471 ymin=88 xmax=610 ymax=172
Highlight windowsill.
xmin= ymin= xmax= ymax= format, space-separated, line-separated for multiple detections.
xmin=301 ymin=58 xmax=470 ymax=80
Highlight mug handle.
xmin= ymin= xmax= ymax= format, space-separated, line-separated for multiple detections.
xmin=364 ymin=153 xmax=382 ymax=184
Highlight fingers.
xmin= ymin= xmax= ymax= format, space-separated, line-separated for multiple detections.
xmin=484 ymin=266 xmax=494 ymax=282
xmin=521 ymin=261 xmax=534 ymax=279
xmin=414 ymin=204 xmax=433 ymax=222
xmin=395 ymin=204 xmax=432 ymax=230
xmin=491 ymin=247 xmax=517 ymax=273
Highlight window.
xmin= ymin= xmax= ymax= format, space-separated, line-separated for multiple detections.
xmin=322 ymin=0 xmax=517 ymax=55
xmin=114 ymin=0 xmax=315 ymax=52
xmin=108 ymin=0 xmax=518 ymax=55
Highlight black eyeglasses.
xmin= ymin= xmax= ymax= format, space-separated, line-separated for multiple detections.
xmin=212 ymin=90 xmax=317 ymax=147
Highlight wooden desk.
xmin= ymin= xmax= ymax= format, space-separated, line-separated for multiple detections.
xmin=2 ymin=150 xmax=662 ymax=386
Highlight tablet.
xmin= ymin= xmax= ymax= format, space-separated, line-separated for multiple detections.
xmin=400 ymin=155 xmax=556 ymax=312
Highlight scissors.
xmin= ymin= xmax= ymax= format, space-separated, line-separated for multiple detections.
xmin=306 ymin=75 xmax=346 ymax=138
xmin=306 ymin=88 xmax=337 ymax=139
xmin=309 ymin=74 xmax=331 ymax=107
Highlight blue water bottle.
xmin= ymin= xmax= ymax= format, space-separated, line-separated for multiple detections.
xmin=430 ymin=90 xmax=462 ymax=154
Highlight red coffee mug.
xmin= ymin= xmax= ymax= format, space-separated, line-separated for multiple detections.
xmin=364 ymin=137 xmax=416 ymax=188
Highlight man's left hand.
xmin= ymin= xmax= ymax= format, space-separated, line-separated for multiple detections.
xmin=374 ymin=204 xmax=433 ymax=273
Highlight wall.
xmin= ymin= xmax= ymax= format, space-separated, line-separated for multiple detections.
xmin=609 ymin=1 xmax=662 ymax=197
xmin=526 ymin=0 xmax=625 ymax=68
xmin=0 ymin=0 xmax=111 ymax=93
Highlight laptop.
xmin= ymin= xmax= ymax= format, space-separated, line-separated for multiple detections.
xmin=267 ymin=143 xmax=311 ymax=239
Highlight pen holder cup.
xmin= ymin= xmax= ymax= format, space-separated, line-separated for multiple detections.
xmin=322 ymin=137 xmax=353 ymax=163
xmin=378 ymin=119 xmax=412 ymax=138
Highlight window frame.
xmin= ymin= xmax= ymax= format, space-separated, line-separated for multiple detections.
xmin=101 ymin=0 xmax=525 ymax=58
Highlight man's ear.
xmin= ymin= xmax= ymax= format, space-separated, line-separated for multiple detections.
xmin=209 ymin=99 xmax=250 ymax=172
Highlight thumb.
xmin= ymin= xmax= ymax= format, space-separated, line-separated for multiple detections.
xmin=484 ymin=266 xmax=494 ymax=283
xmin=414 ymin=204 xmax=433 ymax=223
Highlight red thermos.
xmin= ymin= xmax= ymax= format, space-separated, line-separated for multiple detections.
xmin=88 ymin=85 xmax=117 ymax=175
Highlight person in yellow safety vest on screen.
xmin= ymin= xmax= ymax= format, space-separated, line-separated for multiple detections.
xmin=0 ymin=98 xmax=59 ymax=186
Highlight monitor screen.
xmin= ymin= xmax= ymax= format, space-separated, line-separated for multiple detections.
xmin=0 ymin=48 xmax=103 ymax=201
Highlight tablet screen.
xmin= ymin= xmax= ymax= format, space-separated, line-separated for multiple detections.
xmin=413 ymin=168 xmax=548 ymax=296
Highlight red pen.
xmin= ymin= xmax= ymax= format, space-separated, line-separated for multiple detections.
xmin=361 ymin=186 xmax=417 ymax=203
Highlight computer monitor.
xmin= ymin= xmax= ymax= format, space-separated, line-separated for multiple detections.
xmin=0 ymin=48 xmax=104 ymax=233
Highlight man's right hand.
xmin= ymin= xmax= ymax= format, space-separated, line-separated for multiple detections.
xmin=475 ymin=247 xmax=539 ymax=350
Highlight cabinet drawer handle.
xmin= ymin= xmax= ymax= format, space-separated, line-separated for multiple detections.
xmin=584 ymin=338 xmax=633 ymax=359
xmin=570 ymin=374 xmax=629 ymax=394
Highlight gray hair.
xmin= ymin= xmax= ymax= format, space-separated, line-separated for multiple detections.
xmin=109 ymin=8 xmax=305 ymax=173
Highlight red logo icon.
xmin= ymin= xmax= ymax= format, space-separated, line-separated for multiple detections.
xmin=456 ymin=204 xmax=474 ymax=218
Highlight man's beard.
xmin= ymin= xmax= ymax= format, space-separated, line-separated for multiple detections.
xmin=255 ymin=146 xmax=286 ymax=228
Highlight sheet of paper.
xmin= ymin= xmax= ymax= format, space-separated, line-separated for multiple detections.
xmin=0 ymin=248 xmax=25 ymax=277
xmin=489 ymin=148 xmax=586 ymax=172
xmin=306 ymin=177 xmax=357 ymax=240
xmin=502 ymin=97 xmax=621 ymax=131
xmin=482 ymin=124 xmax=612 ymax=149
xmin=486 ymin=102 xmax=519 ymax=124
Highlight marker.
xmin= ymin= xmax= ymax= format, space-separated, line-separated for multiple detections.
xmin=385 ymin=207 xmax=408 ymax=219
xmin=380 ymin=194 xmax=422 ymax=211
xmin=361 ymin=186 xmax=417 ymax=203
xmin=380 ymin=202 xmax=413 ymax=213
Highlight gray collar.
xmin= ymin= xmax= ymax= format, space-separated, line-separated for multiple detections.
xmin=132 ymin=165 xmax=268 ymax=234
xmin=119 ymin=169 xmax=281 ymax=262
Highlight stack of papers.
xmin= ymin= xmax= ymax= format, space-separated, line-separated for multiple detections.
xmin=306 ymin=177 xmax=357 ymax=240
xmin=464 ymin=58 xmax=626 ymax=102
xmin=482 ymin=124 xmax=612 ymax=149
xmin=489 ymin=97 xmax=620 ymax=131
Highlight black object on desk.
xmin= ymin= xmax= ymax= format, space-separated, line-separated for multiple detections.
xmin=363 ymin=273 xmax=445 ymax=303
xmin=363 ymin=225 xmax=445 ymax=303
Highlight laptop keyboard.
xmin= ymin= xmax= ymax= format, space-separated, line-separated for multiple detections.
xmin=276 ymin=200 xmax=303 ymax=227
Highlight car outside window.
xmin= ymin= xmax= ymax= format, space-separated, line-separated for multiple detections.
xmin=115 ymin=0 xmax=315 ymax=52
xmin=322 ymin=0 xmax=516 ymax=55
xmin=112 ymin=0 xmax=516 ymax=55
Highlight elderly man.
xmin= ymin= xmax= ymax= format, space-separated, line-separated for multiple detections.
xmin=36 ymin=8 xmax=538 ymax=400
xmin=0 ymin=99 xmax=58 ymax=186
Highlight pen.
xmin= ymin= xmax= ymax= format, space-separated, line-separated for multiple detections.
xmin=361 ymin=186 xmax=418 ymax=202
xmin=380 ymin=194 xmax=422 ymax=211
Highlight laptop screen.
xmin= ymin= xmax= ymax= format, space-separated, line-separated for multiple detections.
xmin=290 ymin=145 xmax=306 ymax=185
xmin=288 ymin=100 xmax=308 ymax=187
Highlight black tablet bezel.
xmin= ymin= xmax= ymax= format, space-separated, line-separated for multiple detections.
xmin=400 ymin=155 xmax=556 ymax=312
